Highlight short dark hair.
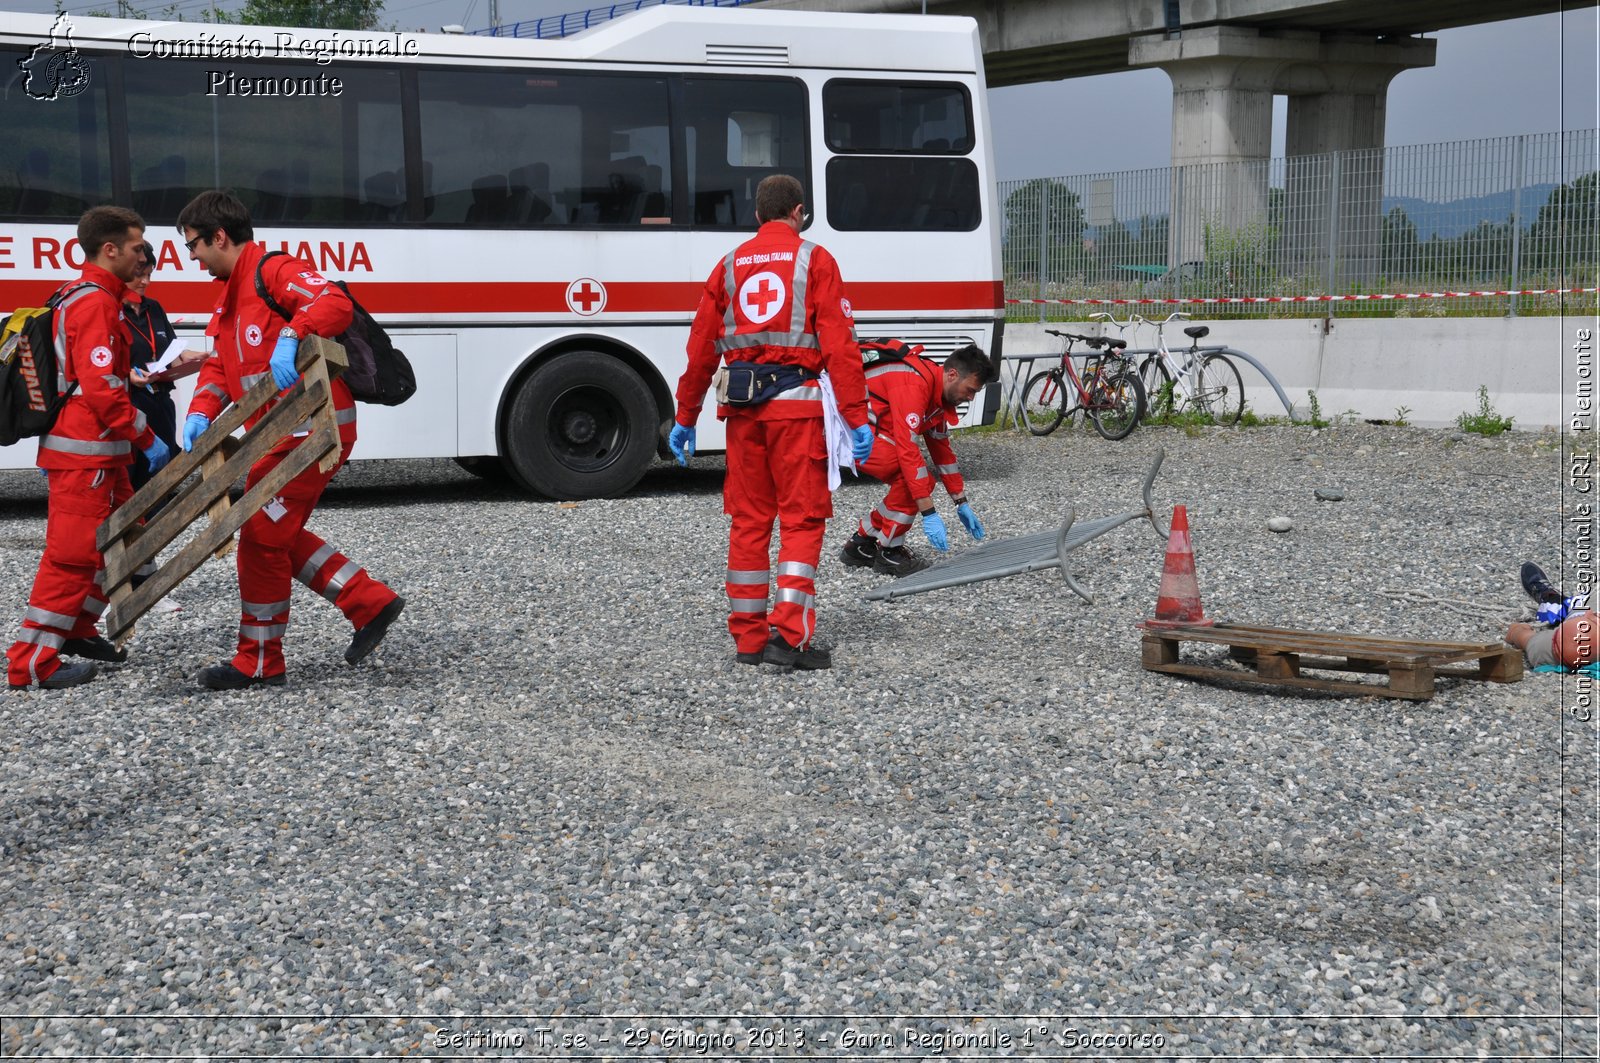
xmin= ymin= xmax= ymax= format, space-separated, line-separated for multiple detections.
xmin=77 ymin=206 xmax=145 ymax=260
xmin=944 ymin=343 xmax=996 ymax=385
xmin=754 ymin=174 xmax=803 ymax=224
xmin=176 ymin=189 xmax=253 ymax=246
xmin=135 ymin=241 xmax=155 ymax=275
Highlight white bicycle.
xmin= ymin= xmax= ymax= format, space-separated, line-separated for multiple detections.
xmin=1092 ymin=310 xmax=1244 ymax=427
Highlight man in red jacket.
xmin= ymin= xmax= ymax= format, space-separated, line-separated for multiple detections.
xmin=669 ymin=174 xmax=874 ymax=670
xmin=839 ymin=343 xmax=996 ymax=577
xmin=177 ymin=191 xmax=403 ymax=690
xmin=8 ymin=206 xmax=171 ymax=689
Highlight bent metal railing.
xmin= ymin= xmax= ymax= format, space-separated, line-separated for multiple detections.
xmin=863 ymin=449 xmax=1169 ymax=605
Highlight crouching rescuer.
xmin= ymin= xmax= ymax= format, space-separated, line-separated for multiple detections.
xmin=668 ymin=174 xmax=874 ymax=671
xmin=840 ymin=342 xmax=996 ymax=576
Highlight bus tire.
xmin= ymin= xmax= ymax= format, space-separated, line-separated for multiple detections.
xmin=502 ymin=351 xmax=658 ymax=500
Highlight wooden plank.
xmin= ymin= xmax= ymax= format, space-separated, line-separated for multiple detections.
xmin=1255 ymin=651 xmax=1300 ymax=679
xmin=1149 ymin=623 xmax=1505 ymax=665
xmin=104 ymin=425 xmax=339 ymax=641
xmin=101 ymin=378 xmax=330 ymax=589
xmin=202 ymin=436 xmax=239 ymax=559
xmin=1145 ymin=660 xmax=1434 ymax=701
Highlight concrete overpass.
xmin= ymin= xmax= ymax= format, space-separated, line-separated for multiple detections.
xmin=757 ymin=0 xmax=1593 ymax=275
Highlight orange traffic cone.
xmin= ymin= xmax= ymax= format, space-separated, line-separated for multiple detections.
xmin=1140 ymin=504 xmax=1213 ymax=629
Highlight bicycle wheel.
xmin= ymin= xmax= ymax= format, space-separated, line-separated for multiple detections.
xmin=1020 ymin=370 xmax=1067 ymax=436
xmin=1087 ymin=357 xmax=1147 ymax=441
xmin=1138 ymin=355 xmax=1174 ymax=422
xmin=1193 ymin=353 xmax=1244 ymax=426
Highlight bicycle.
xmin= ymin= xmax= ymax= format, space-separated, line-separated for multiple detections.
xmin=1018 ymin=329 xmax=1146 ymax=440
xmin=1094 ymin=310 xmax=1244 ymax=427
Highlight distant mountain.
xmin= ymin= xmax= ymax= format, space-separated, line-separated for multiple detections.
xmin=1381 ymin=184 xmax=1560 ymax=239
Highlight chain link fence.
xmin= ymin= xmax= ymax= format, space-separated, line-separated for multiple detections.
xmin=1000 ymin=129 xmax=1599 ymax=320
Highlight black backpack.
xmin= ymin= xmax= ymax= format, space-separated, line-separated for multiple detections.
xmin=254 ymin=251 xmax=416 ymax=406
xmin=0 ymin=282 xmax=102 ymax=447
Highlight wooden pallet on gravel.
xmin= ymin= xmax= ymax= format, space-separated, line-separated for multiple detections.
xmin=1140 ymin=621 xmax=1522 ymax=701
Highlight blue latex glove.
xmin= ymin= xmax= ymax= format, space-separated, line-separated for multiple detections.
xmin=141 ymin=437 xmax=171 ymax=474
xmin=923 ymin=511 xmax=949 ymax=551
xmin=956 ymin=501 xmax=985 ymax=541
xmin=181 ymin=413 xmax=210 ymax=452
xmin=270 ymin=332 xmax=300 ymax=390
xmin=668 ymin=424 xmax=695 ymax=466
xmin=849 ymin=424 xmax=875 ymax=464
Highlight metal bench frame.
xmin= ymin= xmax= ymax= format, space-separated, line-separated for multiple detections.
xmin=863 ymin=448 xmax=1169 ymax=604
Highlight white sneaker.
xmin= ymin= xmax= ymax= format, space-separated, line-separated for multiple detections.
xmin=149 ymin=595 xmax=183 ymax=615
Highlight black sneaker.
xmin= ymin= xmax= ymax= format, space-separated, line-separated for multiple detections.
xmin=1520 ymin=562 xmax=1564 ymax=604
xmin=198 ymin=663 xmax=287 ymax=690
xmin=9 ymin=660 xmax=98 ymax=690
xmin=735 ymin=647 xmax=766 ymax=666
xmin=840 ymin=532 xmax=879 ymax=568
xmin=63 ymin=635 xmax=128 ymax=663
xmin=873 ymin=545 xmax=930 ymax=578
xmin=761 ymin=635 xmax=832 ymax=671
xmin=346 ymin=596 xmax=405 ymax=665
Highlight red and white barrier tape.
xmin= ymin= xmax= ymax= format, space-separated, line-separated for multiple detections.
xmin=1006 ymin=286 xmax=1600 ymax=307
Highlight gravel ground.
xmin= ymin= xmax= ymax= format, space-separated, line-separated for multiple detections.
xmin=0 ymin=422 xmax=1594 ymax=1059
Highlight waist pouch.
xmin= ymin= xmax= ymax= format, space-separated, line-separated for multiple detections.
xmin=715 ymin=361 xmax=817 ymax=407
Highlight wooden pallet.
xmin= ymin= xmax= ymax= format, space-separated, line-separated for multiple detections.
xmin=1140 ymin=621 xmax=1522 ymax=701
xmin=96 ymin=336 xmax=347 ymax=645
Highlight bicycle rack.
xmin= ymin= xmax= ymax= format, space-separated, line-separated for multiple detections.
xmin=862 ymin=448 xmax=1169 ymax=604
xmin=1118 ymin=344 xmax=1296 ymax=417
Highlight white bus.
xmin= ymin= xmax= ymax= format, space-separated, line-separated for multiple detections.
xmin=0 ymin=6 xmax=1004 ymax=498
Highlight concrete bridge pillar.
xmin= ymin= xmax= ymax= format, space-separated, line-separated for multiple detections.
xmin=1131 ymin=26 xmax=1434 ymax=284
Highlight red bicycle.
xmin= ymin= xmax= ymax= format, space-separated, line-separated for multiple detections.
xmin=1019 ymin=330 xmax=1146 ymax=440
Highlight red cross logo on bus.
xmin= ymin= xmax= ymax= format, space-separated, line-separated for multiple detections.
xmin=738 ymin=271 xmax=786 ymax=325
xmin=566 ymin=277 xmax=607 ymax=317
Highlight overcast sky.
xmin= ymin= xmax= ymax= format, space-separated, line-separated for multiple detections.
xmin=14 ymin=0 xmax=1599 ymax=181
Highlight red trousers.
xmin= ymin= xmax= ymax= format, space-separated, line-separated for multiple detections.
xmin=232 ymin=443 xmax=397 ymax=678
xmin=722 ymin=415 xmax=830 ymax=652
xmin=856 ymin=442 xmax=928 ymax=547
xmin=7 ymin=467 xmax=131 ymax=686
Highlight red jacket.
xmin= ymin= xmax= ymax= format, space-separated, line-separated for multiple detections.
xmin=187 ymin=242 xmax=356 ymax=451
xmin=675 ymin=221 xmax=868 ymax=428
xmin=38 ymin=263 xmax=157 ymax=470
xmin=864 ymin=353 xmax=965 ymax=503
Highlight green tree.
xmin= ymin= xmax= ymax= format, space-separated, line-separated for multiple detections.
xmin=1381 ymin=205 xmax=1420 ymax=279
xmin=1527 ymin=170 xmax=1600 ymax=275
xmin=1002 ymin=178 xmax=1086 ymax=285
xmin=238 ymin=0 xmax=385 ymax=29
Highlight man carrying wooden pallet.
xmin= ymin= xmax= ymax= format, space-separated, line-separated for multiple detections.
xmin=7 ymin=207 xmax=172 ymax=689
xmin=177 ymin=191 xmax=403 ymax=691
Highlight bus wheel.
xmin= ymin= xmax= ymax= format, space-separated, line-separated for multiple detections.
xmin=503 ymin=351 xmax=658 ymax=500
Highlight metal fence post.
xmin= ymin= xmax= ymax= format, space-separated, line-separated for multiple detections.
xmin=1037 ymin=179 xmax=1048 ymax=323
xmin=1509 ymin=133 xmax=1526 ymax=318
xmin=1171 ymin=166 xmax=1184 ymax=301
xmin=1325 ymin=151 xmax=1341 ymax=309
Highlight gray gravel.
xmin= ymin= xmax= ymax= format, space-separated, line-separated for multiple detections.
xmin=0 ymin=423 xmax=1594 ymax=1059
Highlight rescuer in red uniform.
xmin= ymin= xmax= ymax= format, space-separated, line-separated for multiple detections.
xmin=7 ymin=206 xmax=171 ymax=689
xmin=669 ymin=174 xmax=874 ymax=671
xmin=177 ymin=190 xmax=403 ymax=690
xmin=839 ymin=343 xmax=996 ymax=576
